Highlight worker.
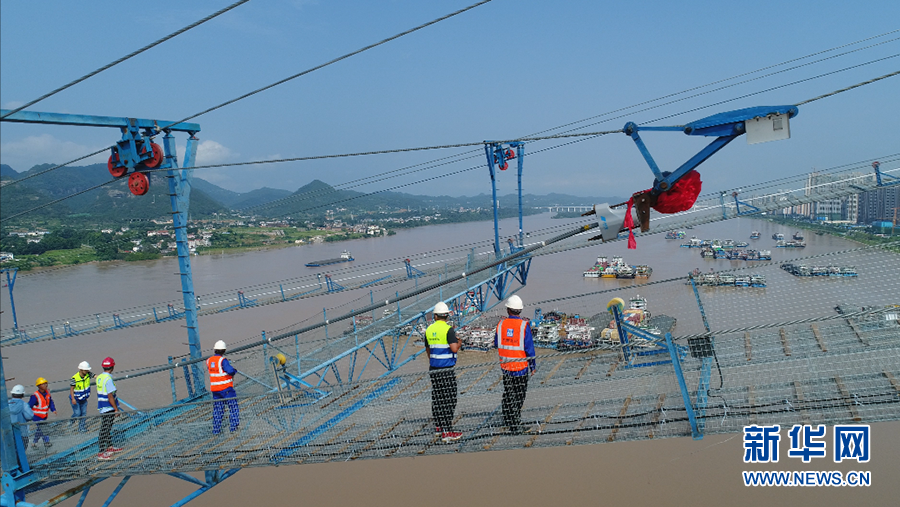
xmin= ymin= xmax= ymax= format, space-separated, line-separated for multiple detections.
xmin=29 ymin=377 xmax=56 ymax=448
xmin=424 ymin=301 xmax=462 ymax=443
xmin=207 ymin=340 xmax=240 ymax=434
xmin=69 ymin=361 xmax=94 ymax=432
xmin=8 ymin=384 xmax=34 ymax=450
xmin=96 ymin=357 xmax=122 ymax=460
xmin=494 ymin=295 xmax=536 ymax=434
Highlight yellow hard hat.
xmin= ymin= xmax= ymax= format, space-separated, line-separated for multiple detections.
xmin=35 ymin=377 xmax=48 ymax=386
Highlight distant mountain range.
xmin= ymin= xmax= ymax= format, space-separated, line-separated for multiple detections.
xmin=0 ymin=163 xmax=622 ymax=225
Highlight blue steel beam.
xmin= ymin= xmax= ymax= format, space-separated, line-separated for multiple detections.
xmin=0 ymin=109 xmax=200 ymax=133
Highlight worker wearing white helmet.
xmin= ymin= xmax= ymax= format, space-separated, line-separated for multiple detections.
xmin=494 ymin=294 xmax=536 ymax=434
xmin=207 ymin=340 xmax=240 ymax=435
xmin=8 ymin=384 xmax=34 ymax=450
xmin=424 ymin=301 xmax=462 ymax=443
xmin=69 ymin=361 xmax=94 ymax=432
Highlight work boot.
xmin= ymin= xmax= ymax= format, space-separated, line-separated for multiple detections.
xmin=441 ymin=431 xmax=462 ymax=443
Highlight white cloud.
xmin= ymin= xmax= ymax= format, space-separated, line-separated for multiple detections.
xmin=191 ymin=140 xmax=236 ymax=167
xmin=0 ymin=134 xmax=107 ymax=171
xmin=2 ymin=101 xmax=25 ymax=110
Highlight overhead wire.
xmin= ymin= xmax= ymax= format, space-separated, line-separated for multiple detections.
xmin=0 ymin=0 xmax=494 ymax=190
xmin=3 ymin=48 xmax=898 ymax=226
xmin=141 ymin=45 xmax=900 ymax=217
xmin=0 ymin=0 xmax=251 ymax=121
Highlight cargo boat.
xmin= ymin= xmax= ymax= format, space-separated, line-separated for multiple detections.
xmin=305 ymin=250 xmax=354 ymax=267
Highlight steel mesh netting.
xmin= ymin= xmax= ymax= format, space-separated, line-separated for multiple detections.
xmin=4 ymin=158 xmax=895 ymax=346
xmin=16 ymin=242 xmax=898 ymax=480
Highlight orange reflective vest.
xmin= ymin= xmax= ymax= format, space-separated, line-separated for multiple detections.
xmin=496 ymin=318 xmax=529 ymax=372
xmin=207 ymin=356 xmax=234 ymax=392
xmin=32 ymin=390 xmax=51 ymax=419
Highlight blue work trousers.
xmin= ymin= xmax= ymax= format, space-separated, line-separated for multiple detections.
xmin=212 ymin=389 xmax=240 ymax=434
xmin=71 ymin=399 xmax=89 ymax=431
xmin=32 ymin=416 xmax=49 ymax=444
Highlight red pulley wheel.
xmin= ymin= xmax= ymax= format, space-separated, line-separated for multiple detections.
xmin=499 ymin=160 xmax=508 ymax=171
xmin=108 ymin=152 xmax=127 ymax=178
xmin=504 ymin=148 xmax=515 ymax=160
xmin=128 ymin=172 xmax=150 ymax=196
xmin=141 ymin=142 xmax=164 ymax=168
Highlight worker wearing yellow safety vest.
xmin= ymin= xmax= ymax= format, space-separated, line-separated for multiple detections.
xmin=494 ymin=295 xmax=536 ymax=434
xmin=207 ymin=340 xmax=240 ymax=434
xmin=69 ymin=361 xmax=94 ymax=432
xmin=96 ymin=357 xmax=123 ymax=461
xmin=28 ymin=377 xmax=56 ymax=448
xmin=424 ymin=301 xmax=462 ymax=443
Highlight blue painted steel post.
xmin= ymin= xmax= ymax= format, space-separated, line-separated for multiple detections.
xmin=664 ymin=332 xmax=701 ymax=439
xmin=1 ymin=351 xmax=27 ymax=506
xmin=164 ymin=133 xmax=206 ymax=392
xmin=484 ymin=143 xmax=502 ymax=258
xmin=168 ymin=357 xmax=177 ymax=403
xmin=1 ymin=269 xmax=18 ymax=332
xmin=515 ymin=143 xmax=525 ymax=247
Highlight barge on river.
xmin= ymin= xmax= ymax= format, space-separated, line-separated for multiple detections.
xmin=305 ymin=250 xmax=354 ymax=267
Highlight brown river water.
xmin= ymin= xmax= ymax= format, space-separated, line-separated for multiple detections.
xmin=2 ymin=213 xmax=897 ymax=505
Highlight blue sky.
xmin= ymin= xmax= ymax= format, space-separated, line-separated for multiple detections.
xmin=1 ymin=0 xmax=898 ymax=198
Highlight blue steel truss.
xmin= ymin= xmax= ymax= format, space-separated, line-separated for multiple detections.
xmin=0 ymin=109 xmax=207 ymax=507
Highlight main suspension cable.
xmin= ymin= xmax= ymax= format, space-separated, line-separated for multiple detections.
xmin=0 ymin=0 xmax=251 ymax=120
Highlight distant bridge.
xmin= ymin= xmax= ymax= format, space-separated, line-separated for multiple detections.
xmin=546 ymin=205 xmax=593 ymax=213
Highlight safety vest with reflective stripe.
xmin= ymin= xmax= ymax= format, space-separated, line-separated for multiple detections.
xmin=32 ymin=390 xmax=51 ymax=419
xmin=425 ymin=320 xmax=456 ymax=369
xmin=207 ymin=356 xmax=234 ymax=392
xmin=96 ymin=372 xmax=116 ymax=413
xmin=496 ymin=318 xmax=529 ymax=372
xmin=72 ymin=372 xmax=92 ymax=402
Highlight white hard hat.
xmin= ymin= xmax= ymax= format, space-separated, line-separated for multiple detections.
xmin=78 ymin=361 xmax=91 ymax=371
xmin=505 ymin=295 xmax=524 ymax=310
xmin=433 ymin=302 xmax=450 ymax=315
xmin=214 ymin=340 xmax=227 ymax=350
xmin=11 ymin=384 xmax=25 ymax=396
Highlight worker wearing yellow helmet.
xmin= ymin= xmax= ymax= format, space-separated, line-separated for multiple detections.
xmin=28 ymin=377 xmax=57 ymax=448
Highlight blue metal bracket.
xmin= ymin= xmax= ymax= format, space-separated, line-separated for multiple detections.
xmin=0 ymin=269 xmax=18 ymax=332
xmin=729 ymin=191 xmax=761 ymax=216
xmin=112 ymin=313 xmax=146 ymax=329
xmin=872 ymin=161 xmax=899 ymax=187
xmin=404 ymin=258 xmax=426 ymax=278
xmin=154 ymin=304 xmax=185 ymax=323
xmin=324 ymin=274 xmax=345 ymax=293
xmin=217 ymin=291 xmax=258 ymax=313
xmin=623 ymin=105 xmax=799 ymax=195
xmin=484 ymin=141 xmax=526 ymax=256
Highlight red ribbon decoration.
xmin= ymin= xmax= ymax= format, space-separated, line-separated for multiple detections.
xmin=623 ymin=197 xmax=636 ymax=249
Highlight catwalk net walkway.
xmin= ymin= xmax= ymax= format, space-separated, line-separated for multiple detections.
xmin=16 ymin=242 xmax=900 ymax=487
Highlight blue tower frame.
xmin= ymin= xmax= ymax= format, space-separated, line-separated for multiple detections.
xmin=0 ymin=109 xmax=212 ymax=506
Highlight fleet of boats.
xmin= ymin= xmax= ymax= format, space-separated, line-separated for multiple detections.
xmin=781 ymin=263 xmax=857 ymax=277
xmin=583 ymin=256 xmax=652 ymax=279
xmin=691 ymin=270 xmax=766 ymax=287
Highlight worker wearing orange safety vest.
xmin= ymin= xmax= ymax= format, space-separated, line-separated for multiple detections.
xmin=28 ymin=377 xmax=57 ymax=448
xmin=494 ymin=295 xmax=536 ymax=434
xmin=207 ymin=340 xmax=240 ymax=434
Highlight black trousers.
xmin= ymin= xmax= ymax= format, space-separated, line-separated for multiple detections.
xmin=501 ymin=374 xmax=529 ymax=429
xmin=98 ymin=412 xmax=116 ymax=452
xmin=430 ymin=368 xmax=458 ymax=431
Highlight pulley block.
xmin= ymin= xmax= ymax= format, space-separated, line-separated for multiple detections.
xmin=141 ymin=142 xmax=164 ymax=168
xmin=107 ymin=151 xmax=127 ymax=178
xmin=128 ymin=171 xmax=150 ymax=196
